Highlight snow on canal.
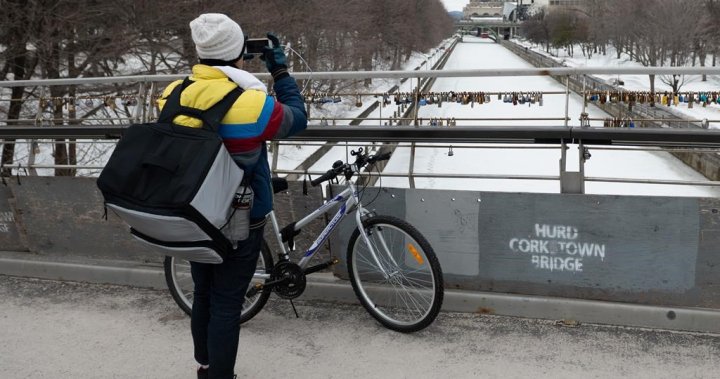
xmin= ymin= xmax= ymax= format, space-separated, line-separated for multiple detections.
xmin=366 ymin=36 xmax=720 ymax=198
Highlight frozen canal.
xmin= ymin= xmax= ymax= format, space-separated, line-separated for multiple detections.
xmin=319 ymin=36 xmax=720 ymax=198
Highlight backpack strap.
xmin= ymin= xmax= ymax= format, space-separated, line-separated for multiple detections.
xmin=200 ymin=86 xmax=244 ymax=132
xmin=157 ymin=78 xmax=194 ymax=123
xmin=158 ymin=77 xmax=244 ymax=132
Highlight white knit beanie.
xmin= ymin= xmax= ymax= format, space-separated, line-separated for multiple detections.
xmin=190 ymin=13 xmax=245 ymax=61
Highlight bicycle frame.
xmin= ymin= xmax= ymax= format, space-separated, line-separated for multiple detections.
xmin=165 ymin=149 xmax=442 ymax=332
xmin=257 ymin=179 xmax=393 ymax=280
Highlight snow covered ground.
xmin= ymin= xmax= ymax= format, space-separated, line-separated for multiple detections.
xmin=273 ymin=42 xmax=451 ymax=175
xmin=307 ymin=36 xmax=720 ymax=198
xmin=514 ymin=38 xmax=720 ymax=130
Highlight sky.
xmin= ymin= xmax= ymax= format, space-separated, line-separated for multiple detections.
xmin=441 ymin=0 xmax=469 ymax=12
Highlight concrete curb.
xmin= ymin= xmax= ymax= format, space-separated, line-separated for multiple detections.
xmin=0 ymin=255 xmax=166 ymax=290
xmin=2 ymin=253 xmax=720 ymax=335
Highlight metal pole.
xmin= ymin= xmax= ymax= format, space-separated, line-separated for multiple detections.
xmin=564 ymin=76 xmax=570 ymax=128
xmin=6 ymin=67 xmax=720 ymax=88
xmin=579 ymin=140 xmax=587 ymax=194
xmin=145 ymin=82 xmax=156 ymax=123
xmin=379 ymin=100 xmax=382 ymax=125
xmin=581 ymin=76 xmax=587 ymax=115
xmin=409 ymin=143 xmax=417 ymax=189
xmin=413 ymin=78 xmax=419 ymax=126
xmin=559 ymin=139 xmax=567 ymax=181
xmin=271 ymin=141 xmax=280 ymax=174
xmin=134 ymin=82 xmax=145 ymax=123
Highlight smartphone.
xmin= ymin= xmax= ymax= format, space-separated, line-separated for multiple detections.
xmin=245 ymin=38 xmax=271 ymax=55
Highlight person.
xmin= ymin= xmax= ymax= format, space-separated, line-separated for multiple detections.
xmin=157 ymin=13 xmax=307 ymax=379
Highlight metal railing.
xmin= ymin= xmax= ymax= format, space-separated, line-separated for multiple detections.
xmin=2 ymin=125 xmax=720 ymax=191
xmin=2 ymin=67 xmax=718 ymax=128
xmin=4 ymin=67 xmax=720 ymax=87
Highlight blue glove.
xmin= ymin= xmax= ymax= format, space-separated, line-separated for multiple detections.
xmin=260 ymin=33 xmax=289 ymax=81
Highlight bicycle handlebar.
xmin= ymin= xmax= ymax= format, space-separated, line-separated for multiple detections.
xmin=310 ymin=149 xmax=392 ymax=187
xmin=311 ymin=169 xmax=338 ymax=187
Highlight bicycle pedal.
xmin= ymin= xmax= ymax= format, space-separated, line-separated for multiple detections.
xmin=246 ymin=283 xmax=262 ymax=298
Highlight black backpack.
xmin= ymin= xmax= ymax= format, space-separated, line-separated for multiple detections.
xmin=97 ymin=78 xmax=245 ymax=263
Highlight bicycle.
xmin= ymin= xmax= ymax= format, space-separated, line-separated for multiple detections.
xmin=164 ymin=148 xmax=444 ymax=333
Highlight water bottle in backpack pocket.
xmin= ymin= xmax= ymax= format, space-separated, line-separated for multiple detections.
xmin=222 ymin=184 xmax=253 ymax=246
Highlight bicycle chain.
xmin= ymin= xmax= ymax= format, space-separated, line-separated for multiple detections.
xmin=270 ymin=261 xmax=307 ymax=300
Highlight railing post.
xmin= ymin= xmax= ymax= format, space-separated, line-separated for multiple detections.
xmin=144 ymin=82 xmax=156 ymax=123
xmin=271 ymin=141 xmax=280 ymax=173
xmin=28 ymin=86 xmax=46 ymax=176
xmin=564 ymin=76 xmax=570 ymax=128
xmin=579 ymin=140 xmax=588 ymax=194
xmin=559 ymin=139 xmax=585 ymax=194
xmin=581 ymin=76 xmax=587 ymax=116
xmin=35 ymin=87 xmax=45 ymax=127
xmin=413 ymin=78 xmax=419 ymax=127
xmin=133 ymin=82 xmax=146 ymax=123
xmin=409 ymin=143 xmax=416 ymax=189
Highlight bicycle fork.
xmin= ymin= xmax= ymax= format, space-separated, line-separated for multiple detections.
xmin=355 ymin=208 xmax=400 ymax=280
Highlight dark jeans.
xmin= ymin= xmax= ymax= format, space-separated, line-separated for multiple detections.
xmin=190 ymin=224 xmax=264 ymax=379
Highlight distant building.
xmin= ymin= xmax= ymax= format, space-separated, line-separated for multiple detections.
xmin=503 ymin=1 xmax=532 ymax=21
xmin=503 ymin=2 xmax=518 ymax=21
xmin=510 ymin=1 xmax=534 ymax=20
xmin=527 ymin=0 xmax=588 ymax=14
xmin=520 ymin=0 xmax=548 ymax=15
xmin=468 ymin=1 xmax=586 ymax=21
xmin=463 ymin=0 xmax=504 ymax=18
xmin=548 ymin=0 xmax=587 ymax=11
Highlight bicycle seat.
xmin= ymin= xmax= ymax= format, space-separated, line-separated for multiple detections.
xmin=272 ymin=177 xmax=288 ymax=194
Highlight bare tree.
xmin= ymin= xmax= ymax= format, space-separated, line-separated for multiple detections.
xmin=521 ymin=9 xmax=552 ymax=53
xmin=1 ymin=0 xmax=455 ymax=176
xmin=1 ymin=0 xmax=41 ymax=176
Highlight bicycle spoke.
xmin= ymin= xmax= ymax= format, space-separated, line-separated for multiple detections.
xmin=350 ymin=217 xmax=443 ymax=332
xmin=398 ymin=273 xmax=434 ymax=288
xmin=357 ymin=228 xmax=433 ymax=320
xmin=389 ymin=279 xmax=420 ymax=318
xmin=392 ymin=278 xmax=427 ymax=315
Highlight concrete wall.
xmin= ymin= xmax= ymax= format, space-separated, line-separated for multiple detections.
xmin=0 ymin=184 xmax=26 ymax=252
xmin=0 ymin=177 xmax=329 ymax=264
xmin=2 ymin=178 xmax=719 ymax=310
xmin=328 ymin=185 xmax=720 ymax=309
xmin=500 ymin=39 xmax=720 ymax=181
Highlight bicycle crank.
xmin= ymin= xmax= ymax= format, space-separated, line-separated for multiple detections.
xmin=246 ymin=258 xmax=339 ymax=300
xmin=271 ymin=261 xmax=306 ymax=299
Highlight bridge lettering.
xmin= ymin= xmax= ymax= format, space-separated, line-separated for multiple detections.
xmin=0 ymin=211 xmax=13 ymax=223
xmin=0 ymin=212 xmax=13 ymax=233
xmin=509 ymin=224 xmax=607 ymax=273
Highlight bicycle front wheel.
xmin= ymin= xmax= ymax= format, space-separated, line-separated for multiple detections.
xmin=163 ymin=238 xmax=274 ymax=324
xmin=347 ymin=215 xmax=443 ymax=333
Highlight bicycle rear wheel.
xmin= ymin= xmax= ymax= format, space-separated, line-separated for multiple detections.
xmin=163 ymin=238 xmax=274 ymax=324
xmin=347 ymin=215 xmax=443 ymax=333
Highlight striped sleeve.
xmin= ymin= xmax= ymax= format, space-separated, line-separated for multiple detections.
xmin=261 ymin=101 xmax=299 ymax=140
xmin=264 ymin=76 xmax=307 ymax=139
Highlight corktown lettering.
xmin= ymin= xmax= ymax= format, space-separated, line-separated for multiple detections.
xmin=0 ymin=211 xmax=13 ymax=233
xmin=508 ymin=224 xmax=607 ymax=273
